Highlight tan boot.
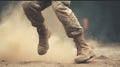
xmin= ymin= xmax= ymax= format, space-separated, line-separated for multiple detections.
xmin=37 ymin=25 xmax=51 ymax=55
xmin=74 ymin=34 xmax=95 ymax=63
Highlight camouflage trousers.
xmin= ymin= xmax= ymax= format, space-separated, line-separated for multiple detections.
xmin=22 ymin=1 xmax=83 ymax=38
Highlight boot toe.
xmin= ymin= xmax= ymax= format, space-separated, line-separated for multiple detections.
xmin=38 ymin=46 xmax=48 ymax=55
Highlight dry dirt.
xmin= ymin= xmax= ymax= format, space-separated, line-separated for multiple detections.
xmin=0 ymin=44 xmax=120 ymax=67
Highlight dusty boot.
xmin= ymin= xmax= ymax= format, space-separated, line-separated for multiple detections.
xmin=37 ymin=25 xmax=51 ymax=55
xmin=22 ymin=2 xmax=52 ymax=55
xmin=74 ymin=34 xmax=95 ymax=63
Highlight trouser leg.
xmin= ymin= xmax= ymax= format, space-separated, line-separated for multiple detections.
xmin=22 ymin=1 xmax=51 ymax=55
xmin=52 ymin=1 xmax=82 ymax=38
xmin=52 ymin=1 xmax=95 ymax=63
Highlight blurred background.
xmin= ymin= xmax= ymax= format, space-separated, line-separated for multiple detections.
xmin=0 ymin=1 xmax=120 ymax=43
xmin=71 ymin=1 xmax=120 ymax=43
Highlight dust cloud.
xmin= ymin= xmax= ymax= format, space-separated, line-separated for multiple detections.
xmin=0 ymin=1 xmax=98 ymax=63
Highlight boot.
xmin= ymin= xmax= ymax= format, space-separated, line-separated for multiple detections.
xmin=73 ymin=34 xmax=95 ymax=63
xmin=37 ymin=25 xmax=51 ymax=55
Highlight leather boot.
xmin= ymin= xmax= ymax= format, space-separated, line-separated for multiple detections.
xmin=37 ymin=25 xmax=51 ymax=55
xmin=73 ymin=34 xmax=95 ymax=63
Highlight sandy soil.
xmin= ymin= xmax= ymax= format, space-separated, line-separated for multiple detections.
xmin=0 ymin=44 xmax=120 ymax=67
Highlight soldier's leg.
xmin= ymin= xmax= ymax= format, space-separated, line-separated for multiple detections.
xmin=52 ymin=1 xmax=95 ymax=63
xmin=22 ymin=1 xmax=51 ymax=55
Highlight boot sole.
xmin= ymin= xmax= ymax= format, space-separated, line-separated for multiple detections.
xmin=75 ymin=52 xmax=96 ymax=63
xmin=80 ymin=54 xmax=95 ymax=63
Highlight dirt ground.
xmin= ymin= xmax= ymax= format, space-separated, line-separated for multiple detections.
xmin=0 ymin=44 xmax=120 ymax=67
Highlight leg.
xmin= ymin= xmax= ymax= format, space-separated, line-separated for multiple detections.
xmin=22 ymin=1 xmax=51 ymax=55
xmin=52 ymin=1 xmax=95 ymax=63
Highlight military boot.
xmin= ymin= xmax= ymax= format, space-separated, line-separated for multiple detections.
xmin=37 ymin=25 xmax=51 ymax=55
xmin=73 ymin=34 xmax=95 ymax=63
